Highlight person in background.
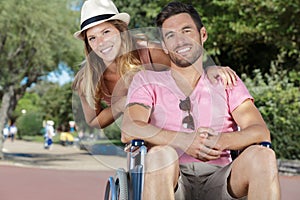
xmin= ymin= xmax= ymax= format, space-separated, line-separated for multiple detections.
xmin=9 ymin=123 xmax=17 ymax=142
xmin=122 ymin=2 xmax=280 ymax=199
xmin=72 ymin=0 xmax=238 ymax=130
xmin=59 ymin=125 xmax=74 ymax=146
xmin=44 ymin=121 xmax=55 ymax=150
xmin=2 ymin=124 xmax=9 ymax=142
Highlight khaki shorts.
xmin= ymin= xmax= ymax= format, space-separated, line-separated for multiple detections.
xmin=174 ymin=162 xmax=247 ymax=200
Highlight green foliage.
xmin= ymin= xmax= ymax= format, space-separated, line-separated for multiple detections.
xmin=0 ymin=0 xmax=82 ymax=87
xmin=114 ymin=0 xmax=168 ymax=28
xmin=103 ymin=119 xmax=122 ymax=141
xmin=16 ymin=111 xmax=44 ymax=137
xmin=38 ymin=82 xmax=74 ymax=129
xmin=113 ymin=0 xmax=300 ymax=76
xmin=7 ymin=91 xmax=43 ymax=142
xmin=13 ymin=81 xmax=75 ymax=136
xmin=243 ymin=66 xmax=300 ymax=160
xmin=193 ymin=0 xmax=299 ymax=74
xmin=13 ymin=92 xmax=41 ymax=119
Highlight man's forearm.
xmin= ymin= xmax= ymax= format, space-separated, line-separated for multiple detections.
xmin=121 ymin=119 xmax=189 ymax=149
xmin=218 ymin=124 xmax=271 ymax=151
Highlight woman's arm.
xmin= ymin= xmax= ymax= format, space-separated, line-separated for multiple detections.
xmin=147 ymin=41 xmax=238 ymax=87
xmin=79 ymin=94 xmax=126 ymax=129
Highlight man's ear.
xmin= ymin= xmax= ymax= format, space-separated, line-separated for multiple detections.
xmin=161 ymin=41 xmax=169 ymax=54
xmin=200 ymin=27 xmax=208 ymax=44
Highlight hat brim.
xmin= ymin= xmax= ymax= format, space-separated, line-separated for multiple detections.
xmin=73 ymin=13 xmax=130 ymax=40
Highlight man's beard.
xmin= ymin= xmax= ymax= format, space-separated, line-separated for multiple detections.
xmin=169 ymin=45 xmax=202 ymax=68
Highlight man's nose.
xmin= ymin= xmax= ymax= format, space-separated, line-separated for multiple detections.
xmin=174 ymin=33 xmax=187 ymax=45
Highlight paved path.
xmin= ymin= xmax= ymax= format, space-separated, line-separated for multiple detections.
xmin=0 ymin=140 xmax=126 ymax=200
xmin=1 ymin=140 xmax=300 ymax=200
xmin=1 ymin=139 xmax=127 ymax=171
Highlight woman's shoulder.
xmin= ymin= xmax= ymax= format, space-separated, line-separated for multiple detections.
xmin=134 ymin=35 xmax=170 ymax=71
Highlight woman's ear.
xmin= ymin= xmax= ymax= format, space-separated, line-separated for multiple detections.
xmin=200 ymin=27 xmax=208 ymax=44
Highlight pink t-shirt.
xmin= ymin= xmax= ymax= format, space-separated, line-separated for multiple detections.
xmin=126 ymin=70 xmax=253 ymax=166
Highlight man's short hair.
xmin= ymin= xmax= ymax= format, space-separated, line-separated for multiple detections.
xmin=156 ymin=1 xmax=204 ymax=32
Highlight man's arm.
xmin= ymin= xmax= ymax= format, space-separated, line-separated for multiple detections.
xmin=121 ymin=103 xmax=222 ymax=161
xmin=121 ymin=103 xmax=177 ymax=145
xmin=213 ymin=99 xmax=271 ymax=151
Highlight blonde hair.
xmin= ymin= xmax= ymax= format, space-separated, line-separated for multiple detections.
xmin=72 ymin=20 xmax=141 ymax=112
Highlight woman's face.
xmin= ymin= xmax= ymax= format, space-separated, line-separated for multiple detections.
xmin=86 ymin=22 xmax=122 ymax=65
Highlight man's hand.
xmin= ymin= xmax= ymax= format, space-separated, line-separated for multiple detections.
xmin=184 ymin=127 xmax=223 ymax=161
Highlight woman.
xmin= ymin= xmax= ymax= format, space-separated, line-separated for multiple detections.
xmin=72 ymin=0 xmax=237 ymax=129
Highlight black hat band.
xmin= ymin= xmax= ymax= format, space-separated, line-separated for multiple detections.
xmin=81 ymin=14 xmax=115 ymax=30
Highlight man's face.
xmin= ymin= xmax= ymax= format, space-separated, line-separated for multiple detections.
xmin=162 ymin=13 xmax=203 ymax=68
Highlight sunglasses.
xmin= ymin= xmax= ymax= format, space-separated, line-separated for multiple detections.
xmin=179 ymin=97 xmax=195 ymax=130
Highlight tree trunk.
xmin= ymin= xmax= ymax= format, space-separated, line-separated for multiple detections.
xmin=0 ymin=85 xmax=14 ymax=159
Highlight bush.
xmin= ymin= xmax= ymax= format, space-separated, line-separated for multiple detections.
xmin=16 ymin=111 xmax=44 ymax=138
xmin=243 ymin=66 xmax=300 ymax=160
xmin=103 ymin=119 xmax=121 ymax=141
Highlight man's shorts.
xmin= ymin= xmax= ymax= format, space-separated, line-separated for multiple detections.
xmin=174 ymin=162 xmax=247 ymax=200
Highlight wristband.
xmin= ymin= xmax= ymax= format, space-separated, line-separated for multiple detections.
xmin=259 ymin=141 xmax=272 ymax=149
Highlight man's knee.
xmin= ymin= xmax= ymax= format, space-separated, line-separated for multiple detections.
xmin=146 ymin=145 xmax=179 ymax=173
xmin=241 ymin=145 xmax=278 ymax=176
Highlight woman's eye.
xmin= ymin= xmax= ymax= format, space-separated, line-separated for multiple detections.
xmin=103 ymin=30 xmax=110 ymax=35
xmin=88 ymin=36 xmax=95 ymax=42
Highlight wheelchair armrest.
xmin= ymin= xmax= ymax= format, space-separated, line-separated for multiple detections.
xmin=124 ymin=139 xmax=146 ymax=152
xmin=125 ymin=139 xmax=147 ymax=172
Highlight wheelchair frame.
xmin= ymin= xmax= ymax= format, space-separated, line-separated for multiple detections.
xmin=104 ymin=139 xmax=147 ymax=200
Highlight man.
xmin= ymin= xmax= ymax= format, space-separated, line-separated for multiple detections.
xmin=122 ymin=2 xmax=280 ymax=200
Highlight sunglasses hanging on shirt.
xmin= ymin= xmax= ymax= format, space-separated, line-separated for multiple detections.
xmin=179 ymin=97 xmax=195 ymax=130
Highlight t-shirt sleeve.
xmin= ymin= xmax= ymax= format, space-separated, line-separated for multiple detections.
xmin=126 ymin=71 xmax=154 ymax=108
xmin=227 ymin=76 xmax=254 ymax=113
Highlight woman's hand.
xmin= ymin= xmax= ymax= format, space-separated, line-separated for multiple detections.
xmin=206 ymin=66 xmax=238 ymax=89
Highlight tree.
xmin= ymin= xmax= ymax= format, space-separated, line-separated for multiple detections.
xmin=13 ymin=82 xmax=75 ymax=137
xmin=13 ymin=92 xmax=43 ymax=138
xmin=114 ymin=0 xmax=299 ymax=76
xmin=0 ymin=0 xmax=83 ymax=159
xmin=38 ymin=82 xmax=74 ymax=130
xmin=200 ymin=0 xmax=300 ymax=76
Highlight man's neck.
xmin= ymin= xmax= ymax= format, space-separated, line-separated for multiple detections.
xmin=171 ymin=62 xmax=203 ymax=96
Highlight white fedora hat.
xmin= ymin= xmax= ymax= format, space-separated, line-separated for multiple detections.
xmin=74 ymin=0 xmax=130 ymax=40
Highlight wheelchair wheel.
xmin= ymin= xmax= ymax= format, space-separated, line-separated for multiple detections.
xmin=115 ymin=168 xmax=129 ymax=200
xmin=104 ymin=177 xmax=116 ymax=200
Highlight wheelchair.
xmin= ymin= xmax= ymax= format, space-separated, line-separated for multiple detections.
xmin=104 ymin=139 xmax=147 ymax=200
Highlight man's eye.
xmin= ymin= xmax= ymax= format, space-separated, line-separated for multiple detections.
xmin=183 ymin=29 xmax=191 ymax=34
xmin=166 ymin=34 xmax=174 ymax=39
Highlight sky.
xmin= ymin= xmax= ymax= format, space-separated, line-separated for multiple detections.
xmin=46 ymin=63 xmax=74 ymax=85
xmin=47 ymin=69 xmax=73 ymax=85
